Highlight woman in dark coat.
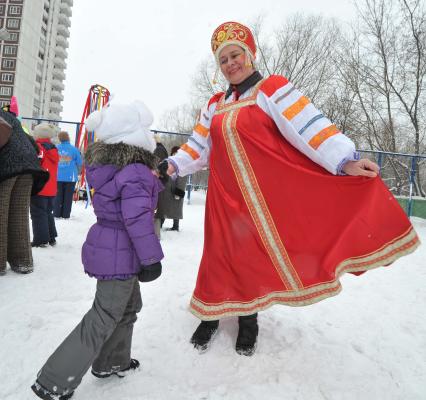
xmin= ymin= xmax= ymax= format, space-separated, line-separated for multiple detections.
xmin=0 ymin=110 xmax=48 ymax=275
xmin=155 ymin=146 xmax=187 ymax=231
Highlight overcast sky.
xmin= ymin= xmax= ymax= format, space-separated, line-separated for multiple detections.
xmin=61 ymin=0 xmax=356 ymax=128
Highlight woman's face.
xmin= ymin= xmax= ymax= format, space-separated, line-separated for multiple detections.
xmin=219 ymin=44 xmax=254 ymax=85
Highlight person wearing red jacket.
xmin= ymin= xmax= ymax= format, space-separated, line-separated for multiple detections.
xmin=30 ymin=123 xmax=59 ymax=247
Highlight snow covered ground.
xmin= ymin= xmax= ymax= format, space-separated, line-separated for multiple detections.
xmin=0 ymin=191 xmax=425 ymax=400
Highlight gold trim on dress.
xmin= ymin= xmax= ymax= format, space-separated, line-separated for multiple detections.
xmin=221 ymin=108 xmax=304 ymax=291
xmin=214 ymin=79 xmax=265 ymax=115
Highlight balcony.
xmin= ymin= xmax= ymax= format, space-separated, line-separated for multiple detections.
xmin=50 ymin=102 xmax=63 ymax=112
xmin=49 ymin=111 xmax=62 ymax=120
xmin=51 ymin=90 xmax=64 ymax=102
xmin=54 ymin=57 xmax=66 ymax=69
xmin=52 ymin=68 xmax=65 ymax=80
xmin=60 ymin=3 xmax=72 ymax=17
xmin=57 ymin=24 xmax=70 ymax=38
xmin=52 ymin=79 xmax=65 ymax=90
xmin=56 ymin=35 xmax=68 ymax=48
xmin=58 ymin=14 xmax=71 ymax=27
xmin=62 ymin=0 xmax=73 ymax=6
xmin=55 ymin=46 xmax=67 ymax=58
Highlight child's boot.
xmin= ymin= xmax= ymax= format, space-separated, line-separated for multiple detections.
xmin=91 ymin=358 xmax=140 ymax=379
xmin=31 ymin=380 xmax=74 ymax=400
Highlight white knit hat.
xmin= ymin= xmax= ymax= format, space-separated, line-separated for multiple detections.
xmin=32 ymin=123 xmax=58 ymax=139
xmin=85 ymin=100 xmax=156 ymax=152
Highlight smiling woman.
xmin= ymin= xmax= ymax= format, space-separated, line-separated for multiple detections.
xmin=159 ymin=20 xmax=420 ymax=358
xmin=218 ymin=45 xmax=254 ymax=85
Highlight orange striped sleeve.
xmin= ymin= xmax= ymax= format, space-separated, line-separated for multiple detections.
xmin=181 ymin=143 xmax=200 ymax=160
xmin=308 ymin=125 xmax=340 ymax=150
xmin=194 ymin=123 xmax=209 ymax=138
xmin=282 ymin=96 xmax=310 ymax=120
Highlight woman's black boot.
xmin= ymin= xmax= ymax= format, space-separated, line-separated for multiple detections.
xmin=236 ymin=313 xmax=258 ymax=356
xmin=190 ymin=320 xmax=219 ymax=353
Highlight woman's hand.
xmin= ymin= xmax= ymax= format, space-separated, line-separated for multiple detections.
xmin=342 ymin=159 xmax=380 ymax=178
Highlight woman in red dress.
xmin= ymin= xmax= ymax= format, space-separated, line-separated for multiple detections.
xmin=160 ymin=21 xmax=420 ymax=356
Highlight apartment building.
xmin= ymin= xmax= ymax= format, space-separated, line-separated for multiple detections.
xmin=0 ymin=0 xmax=72 ymax=120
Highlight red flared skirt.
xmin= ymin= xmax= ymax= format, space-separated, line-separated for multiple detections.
xmin=189 ymin=100 xmax=420 ymax=320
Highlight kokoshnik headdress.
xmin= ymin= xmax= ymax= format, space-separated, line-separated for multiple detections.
xmin=210 ymin=21 xmax=257 ymax=84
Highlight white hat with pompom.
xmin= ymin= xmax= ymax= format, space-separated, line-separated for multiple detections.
xmin=85 ymin=100 xmax=156 ymax=152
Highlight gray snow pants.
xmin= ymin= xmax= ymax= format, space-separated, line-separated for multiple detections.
xmin=36 ymin=276 xmax=142 ymax=395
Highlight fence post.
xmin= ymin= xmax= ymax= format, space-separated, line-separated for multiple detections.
xmin=75 ymin=123 xmax=80 ymax=146
xmin=407 ymin=156 xmax=417 ymax=218
xmin=186 ymin=174 xmax=192 ymax=205
xmin=377 ymin=153 xmax=383 ymax=176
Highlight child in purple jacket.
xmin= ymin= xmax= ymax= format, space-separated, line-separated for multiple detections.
xmin=32 ymin=101 xmax=164 ymax=400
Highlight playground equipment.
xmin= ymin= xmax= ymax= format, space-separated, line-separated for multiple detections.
xmin=74 ymin=84 xmax=110 ymax=204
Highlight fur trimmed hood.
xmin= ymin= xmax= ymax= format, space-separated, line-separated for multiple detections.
xmin=84 ymin=141 xmax=158 ymax=170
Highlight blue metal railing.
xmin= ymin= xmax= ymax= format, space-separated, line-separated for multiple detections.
xmin=359 ymin=150 xmax=426 ymax=217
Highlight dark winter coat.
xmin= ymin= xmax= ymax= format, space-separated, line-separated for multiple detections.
xmin=82 ymin=142 xmax=164 ymax=280
xmin=153 ymin=142 xmax=168 ymax=161
xmin=0 ymin=110 xmax=48 ymax=195
xmin=155 ymin=175 xmax=187 ymax=220
xmin=36 ymin=138 xmax=59 ymax=196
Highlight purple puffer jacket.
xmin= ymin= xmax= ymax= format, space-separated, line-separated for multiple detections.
xmin=82 ymin=163 xmax=164 ymax=280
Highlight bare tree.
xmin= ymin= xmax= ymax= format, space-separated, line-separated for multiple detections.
xmin=340 ymin=0 xmax=426 ymax=195
xmin=255 ymin=13 xmax=343 ymax=108
xmin=156 ymin=103 xmax=198 ymax=151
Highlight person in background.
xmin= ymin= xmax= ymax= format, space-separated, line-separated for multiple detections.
xmin=153 ymin=137 xmax=169 ymax=238
xmin=30 ymin=123 xmax=59 ymax=247
xmin=159 ymin=21 xmax=420 ymax=357
xmin=153 ymin=136 xmax=168 ymax=161
xmin=31 ymin=100 xmax=163 ymax=400
xmin=54 ymin=131 xmax=82 ymax=219
xmin=155 ymin=145 xmax=187 ymax=232
xmin=0 ymin=109 xmax=48 ymax=275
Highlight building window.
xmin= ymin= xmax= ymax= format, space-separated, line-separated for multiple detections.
xmin=36 ymin=74 xmax=42 ymax=84
xmin=2 ymin=59 xmax=15 ymax=69
xmin=33 ymin=107 xmax=40 ymax=118
xmin=0 ymin=6 xmax=4 ymax=15
xmin=41 ymin=26 xmax=47 ymax=36
xmin=7 ymin=32 xmax=18 ymax=42
xmin=6 ymin=18 xmax=19 ymax=29
xmin=35 ymin=86 xmax=41 ymax=96
xmin=1 ymin=73 xmax=14 ymax=83
xmin=38 ymin=51 xmax=44 ymax=60
xmin=0 ymin=100 xmax=11 ymax=108
xmin=8 ymin=5 xmax=21 ymax=15
xmin=0 ymin=86 xmax=12 ymax=95
xmin=3 ymin=45 xmax=17 ymax=56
